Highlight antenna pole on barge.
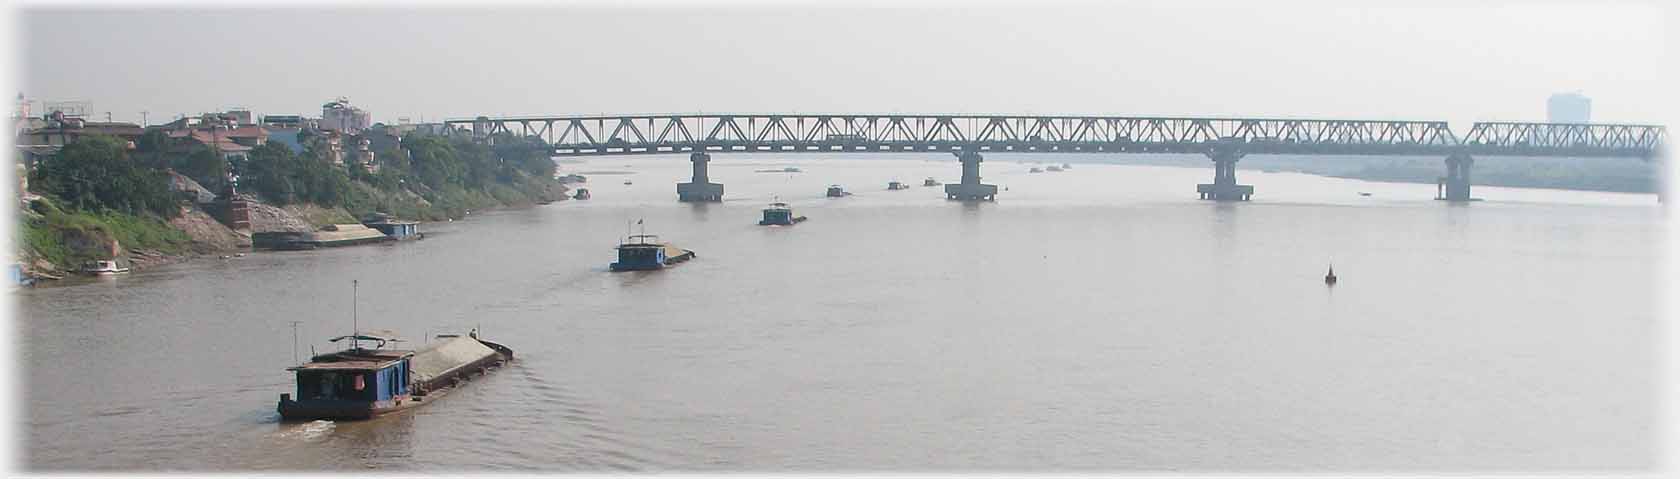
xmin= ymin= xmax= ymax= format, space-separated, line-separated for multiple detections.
xmin=290 ymin=320 xmax=302 ymax=364
xmin=352 ymin=279 xmax=359 ymax=350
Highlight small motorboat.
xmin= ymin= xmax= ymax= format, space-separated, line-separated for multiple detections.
xmin=1358 ymin=192 xmax=1372 ymax=197
xmin=574 ymin=188 xmax=592 ymax=200
xmin=1324 ymin=265 xmax=1338 ymax=285
xmin=759 ymin=202 xmax=808 ymax=226
xmin=623 ymin=180 xmax=633 ymax=185
xmin=1029 ymin=167 xmax=1044 ymax=173
xmin=826 ymin=185 xmax=850 ymax=197
xmin=887 ymin=181 xmax=909 ymax=190
xmin=81 ymin=260 xmax=130 ymax=275
xmin=922 ymin=177 xmax=940 ymax=187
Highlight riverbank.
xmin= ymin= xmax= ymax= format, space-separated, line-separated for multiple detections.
xmin=15 ymin=185 xmax=570 ymax=285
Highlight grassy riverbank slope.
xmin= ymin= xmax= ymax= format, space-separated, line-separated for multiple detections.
xmin=16 ymin=130 xmax=568 ymax=280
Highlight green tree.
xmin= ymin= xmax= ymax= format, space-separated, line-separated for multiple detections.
xmin=172 ymin=145 xmax=228 ymax=193
xmin=30 ymin=135 xmax=178 ymax=217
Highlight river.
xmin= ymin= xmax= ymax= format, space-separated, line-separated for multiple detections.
xmin=17 ymin=154 xmax=1665 ymax=472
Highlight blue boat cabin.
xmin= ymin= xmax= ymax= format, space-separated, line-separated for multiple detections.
xmin=293 ymin=357 xmax=410 ymax=403
xmin=279 ymin=344 xmax=417 ymax=420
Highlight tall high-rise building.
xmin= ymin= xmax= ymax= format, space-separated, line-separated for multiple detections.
xmin=1547 ymin=92 xmax=1591 ymax=123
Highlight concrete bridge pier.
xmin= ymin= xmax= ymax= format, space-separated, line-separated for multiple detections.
xmin=1437 ymin=153 xmax=1473 ymax=201
xmin=944 ymin=151 xmax=998 ymax=201
xmin=676 ymin=151 xmax=724 ymax=202
xmin=1196 ymin=146 xmax=1253 ymax=201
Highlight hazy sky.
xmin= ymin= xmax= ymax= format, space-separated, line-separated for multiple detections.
xmin=14 ymin=3 xmax=1671 ymax=130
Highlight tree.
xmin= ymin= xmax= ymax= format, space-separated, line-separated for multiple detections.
xmin=172 ymin=145 xmax=228 ymax=193
xmin=30 ymin=135 xmax=178 ymax=217
xmin=135 ymin=129 xmax=171 ymax=154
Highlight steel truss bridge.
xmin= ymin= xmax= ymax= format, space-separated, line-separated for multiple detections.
xmin=444 ymin=114 xmax=1665 ymax=158
xmin=441 ymin=114 xmax=1667 ymax=202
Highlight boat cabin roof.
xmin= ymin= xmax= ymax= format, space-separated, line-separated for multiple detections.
xmin=766 ymin=202 xmax=790 ymax=208
xmin=621 ymin=234 xmax=661 ymax=245
xmin=288 ymin=347 xmax=413 ymax=372
xmin=328 ymin=331 xmax=405 ymax=348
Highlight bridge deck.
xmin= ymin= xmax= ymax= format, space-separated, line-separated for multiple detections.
xmin=442 ymin=114 xmax=1666 ymax=158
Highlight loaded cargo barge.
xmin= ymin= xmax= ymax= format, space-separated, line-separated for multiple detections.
xmin=609 ymin=234 xmax=695 ymax=271
xmin=277 ymin=331 xmax=513 ymax=421
xmin=254 ymin=224 xmax=393 ymax=250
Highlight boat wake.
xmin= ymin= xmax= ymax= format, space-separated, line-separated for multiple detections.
xmin=276 ymin=419 xmax=337 ymax=442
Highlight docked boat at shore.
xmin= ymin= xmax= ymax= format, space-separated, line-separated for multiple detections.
xmin=610 ymin=234 xmax=696 ymax=271
xmin=362 ymin=213 xmax=424 ymax=241
xmin=254 ymin=224 xmax=393 ymax=250
xmin=80 ymin=259 xmax=130 ymax=275
xmin=277 ymin=331 xmax=513 ymax=421
xmin=759 ymin=202 xmax=807 ymax=226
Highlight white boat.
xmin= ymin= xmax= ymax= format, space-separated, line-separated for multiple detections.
xmin=82 ymin=260 xmax=130 ymax=275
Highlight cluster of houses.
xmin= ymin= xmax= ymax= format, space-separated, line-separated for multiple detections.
xmin=11 ymin=95 xmax=447 ymax=236
xmin=12 ymin=95 xmax=447 ymax=180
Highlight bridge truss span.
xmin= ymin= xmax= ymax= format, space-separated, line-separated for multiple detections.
xmin=444 ymin=114 xmax=1473 ymax=157
xmin=1460 ymin=122 xmax=1668 ymax=158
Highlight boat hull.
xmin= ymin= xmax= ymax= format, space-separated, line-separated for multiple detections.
xmin=278 ymin=396 xmax=423 ymax=421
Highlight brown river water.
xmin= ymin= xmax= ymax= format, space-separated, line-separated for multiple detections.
xmin=16 ymin=154 xmax=1665 ymax=472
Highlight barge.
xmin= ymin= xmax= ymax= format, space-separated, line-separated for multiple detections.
xmin=362 ymin=213 xmax=424 ymax=241
xmin=277 ymin=331 xmax=513 ymax=421
xmin=759 ymin=202 xmax=807 ymax=226
xmin=254 ymin=224 xmax=393 ymax=250
xmin=610 ymin=234 xmax=696 ymax=271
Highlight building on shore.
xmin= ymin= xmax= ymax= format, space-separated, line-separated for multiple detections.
xmin=1547 ymin=92 xmax=1591 ymax=124
xmin=161 ymin=115 xmax=268 ymax=164
xmin=14 ymin=108 xmax=144 ymax=168
xmin=321 ymin=97 xmax=371 ymax=134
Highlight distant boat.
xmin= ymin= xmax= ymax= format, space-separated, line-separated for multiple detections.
xmin=1325 ymin=265 xmax=1338 ymax=285
xmin=81 ymin=260 xmax=130 ymax=276
xmin=887 ymin=181 xmax=908 ymax=190
xmin=623 ymin=180 xmax=633 ymax=185
xmin=1029 ymin=167 xmax=1044 ymax=173
xmin=826 ymin=185 xmax=850 ymax=197
xmin=759 ymin=202 xmax=808 ymax=226
xmin=1358 ymin=192 xmax=1372 ymax=197
xmin=1061 ymin=163 xmax=1072 ymax=169
xmin=1046 ymin=165 xmax=1063 ymax=172
xmin=922 ymin=177 xmax=940 ymax=187
xmin=573 ymin=188 xmax=591 ymax=200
